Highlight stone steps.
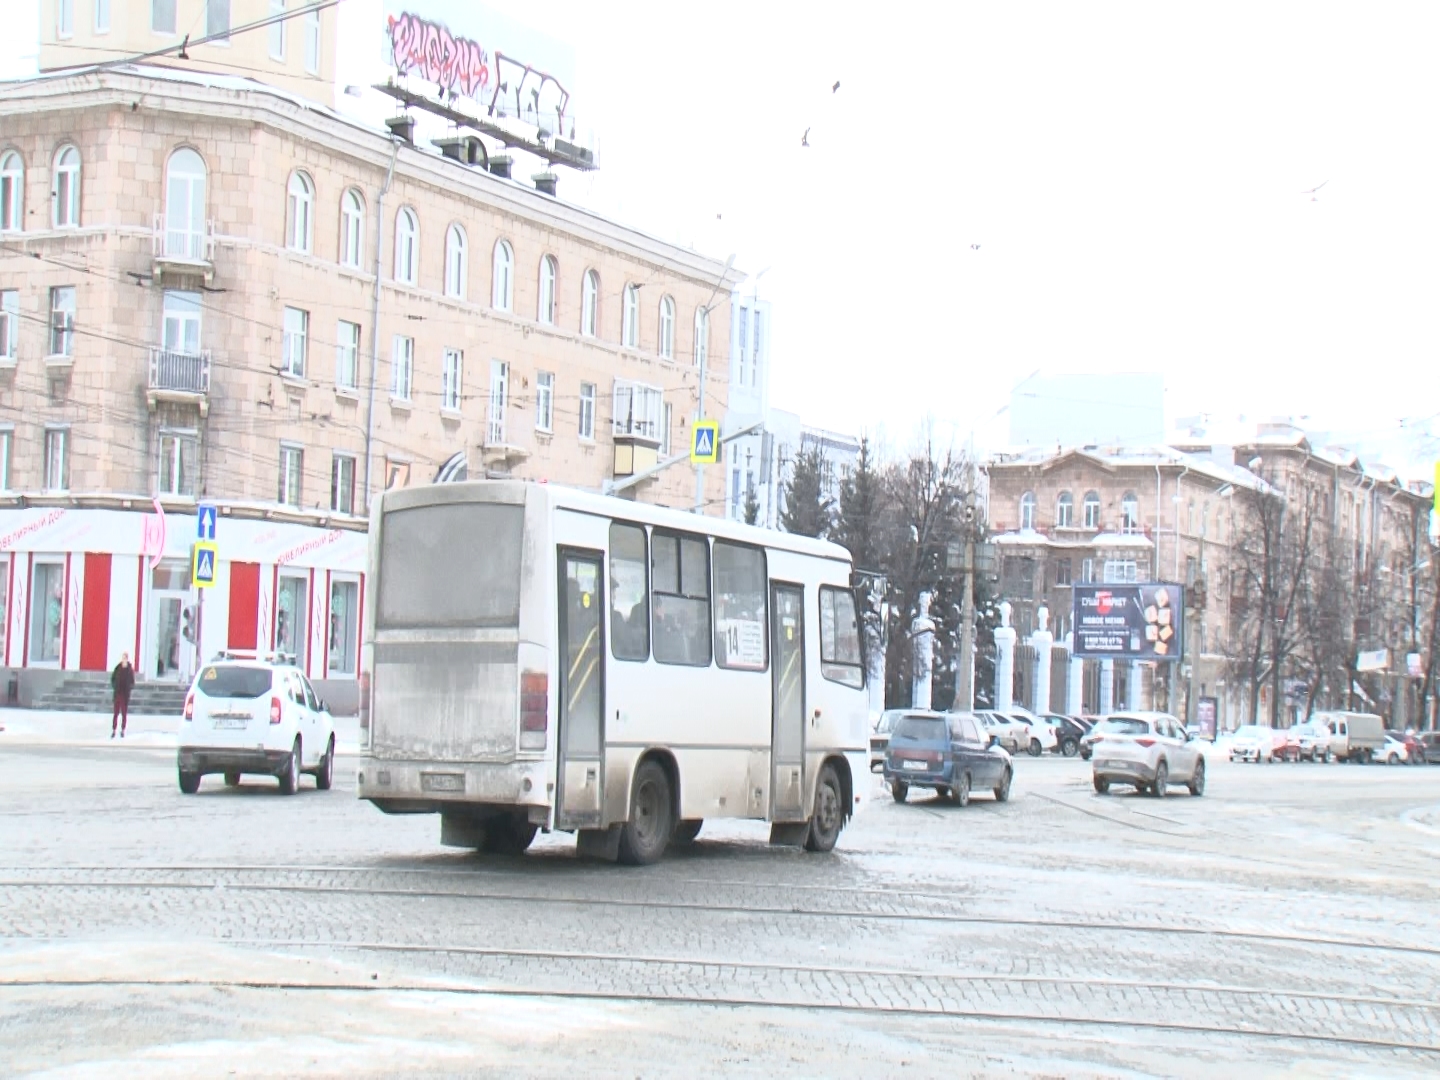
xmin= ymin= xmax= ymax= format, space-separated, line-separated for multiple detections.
xmin=33 ymin=675 xmax=190 ymax=716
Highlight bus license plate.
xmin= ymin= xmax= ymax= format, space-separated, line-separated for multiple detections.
xmin=421 ymin=772 xmax=465 ymax=793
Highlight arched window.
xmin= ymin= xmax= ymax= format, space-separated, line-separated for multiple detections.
xmin=1019 ymin=491 xmax=1036 ymax=530
xmin=339 ymin=188 xmax=364 ymax=268
xmin=52 ymin=145 xmax=80 ymax=228
xmin=444 ymin=224 xmax=468 ymax=299
xmin=581 ymin=269 xmax=598 ymax=337
xmin=1083 ymin=491 xmax=1101 ymax=529
xmin=694 ymin=307 xmax=709 ymax=368
xmin=1 ymin=151 xmax=24 ymax=232
xmin=621 ymin=283 xmax=639 ymax=348
xmin=164 ymin=147 xmax=206 ymax=258
xmin=491 ymin=239 xmax=513 ymax=311
xmin=394 ymin=206 xmax=417 ymax=284
xmin=658 ymin=295 xmax=675 ymax=359
xmin=1121 ymin=491 xmax=1140 ymax=533
xmin=537 ymin=254 xmax=556 ymax=324
xmin=1055 ymin=490 xmax=1073 ymax=528
xmin=286 ymin=171 xmax=313 ymax=253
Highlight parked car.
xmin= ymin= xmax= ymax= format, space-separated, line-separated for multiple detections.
xmin=871 ymin=709 xmax=923 ymax=772
xmin=1003 ymin=708 xmax=1058 ymax=757
xmin=1420 ymin=731 xmax=1440 ymax=764
xmin=884 ymin=711 xmax=1014 ymax=806
xmin=1090 ymin=712 xmax=1205 ymax=797
xmin=1380 ymin=731 xmax=1413 ymax=766
xmin=974 ymin=711 xmax=1027 ymax=754
xmin=1079 ymin=721 xmax=1105 ymax=761
xmin=1273 ymin=727 xmax=1301 ymax=762
xmin=1315 ymin=710 xmax=1386 ymax=763
xmin=1385 ymin=730 xmax=1425 ymax=765
xmin=177 ymin=652 xmax=337 ymax=795
xmin=1229 ymin=725 xmax=1275 ymax=763
xmin=1293 ymin=721 xmax=1333 ymax=762
xmin=1042 ymin=714 xmax=1088 ymax=757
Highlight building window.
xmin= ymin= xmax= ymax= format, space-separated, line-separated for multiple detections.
xmin=162 ymin=289 xmax=201 ymax=353
xmin=49 ymin=286 xmax=75 ymax=357
xmin=613 ymin=380 xmax=663 ymax=441
xmin=578 ymin=381 xmax=595 ymax=440
xmin=278 ymin=443 xmax=302 ymax=506
xmin=329 ymin=578 xmax=359 ymax=675
xmin=52 ymin=145 xmax=80 ymax=228
xmin=1055 ymin=557 xmax=1073 ymax=586
xmin=538 ymin=254 xmax=556 ymax=324
xmin=442 ymin=348 xmax=462 ymax=412
xmin=621 ymin=283 xmax=639 ymax=347
xmin=334 ymin=320 xmax=360 ymax=391
xmin=95 ymin=0 xmax=111 ymax=34
xmin=304 ymin=5 xmax=321 ymax=73
xmin=330 ymin=453 xmax=355 ymax=514
xmin=527 ymin=370 xmax=553 ymax=431
xmin=269 ymin=0 xmax=285 ymax=59
xmin=0 ymin=428 xmax=11 ymax=490
xmin=492 ymin=239 xmax=513 ymax=311
xmin=1001 ymin=555 xmax=1035 ymax=599
xmin=394 ymin=207 xmax=417 ymax=284
xmin=158 ymin=429 xmax=198 ymax=497
xmin=1121 ymin=491 xmax=1140 ymax=533
xmin=44 ymin=428 xmax=68 ymax=491
xmin=581 ymin=269 xmax=598 ymax=336
xmin=1186 ymin=555 xmax=1197 ymax=586
xmin=444 ymin=224 xmax=467 ymax=299
xmin=658 ymin=295 xmax=675 ymax=359
xmin=29 ymin=561 xmax=64 ymax=664
xmin=390 ymin=335 xmax=413 ymax=400
xmin=1103 ymin=559 xmax=1139 ymax=584
xmin=152 ymin=0 xmax=176 ymax=34
xmin=164 ymin=147 xmax=206 ymax=259
xmin=206 ymin=0 xmax=229 ymax=38
xmin=0 ymin=290 xmax=17 ymax=359
xmin=0 ymin=151 xmax=22 ymax=232
xmin=1081 ymin=557 xmax=1095 ymax=583
xmin=286 ymin=171 xmax=313 ymax=253
xmin=487 ymin=360 xmax=508 ymax=444
xmin=1019 ymin=491 xmax=1036 ymax=530
xmin=1056 ymin=491 xmax=1073 ymax=527
xmin=694 ymin=308 xmax=709 ymax=368
xmin=1083 ymin=490 xmax=1100 ymax=529
xmin=737 ymin=307 xmax=750 ymax=384
xmin=58 ymin=0 xmax=74 ymax=38
xmin=660 ymin=402 xmax=673 ymax=456
xmin=275 ymin=573 xmax=307 ymax=667
xmin=339 ymin=188 xmax=364 ymax=268
xmin=282 ymin=307 xmax=308 ymax=377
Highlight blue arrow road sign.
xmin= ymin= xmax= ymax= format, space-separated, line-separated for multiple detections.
xmin=197 ymin=504 xmax=217 ymax=541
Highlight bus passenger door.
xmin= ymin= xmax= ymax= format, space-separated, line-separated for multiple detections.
xmin=556 ymin=549 xmax=605 ymax=830
xmin=770 ymin=582 xmax=807 ymax=821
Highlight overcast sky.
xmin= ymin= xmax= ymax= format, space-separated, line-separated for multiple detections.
xmin=8 ymin=2 xmax=1438 ymax=474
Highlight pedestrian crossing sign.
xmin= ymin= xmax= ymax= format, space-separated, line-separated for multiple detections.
xmin=690 ymin=420 xmax=720 ymax=465
xmin=192 ymin=541 xmax=218 ymax=588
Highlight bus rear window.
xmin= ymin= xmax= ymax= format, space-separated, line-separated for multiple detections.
xmin=378 ymin=502 xmax=524 ymax=628
xmin=197 ymin=666 xmax=272 ymax=699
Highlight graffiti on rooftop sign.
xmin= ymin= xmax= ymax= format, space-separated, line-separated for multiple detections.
xmin=386 ymin=10 xmax=573 ymax=136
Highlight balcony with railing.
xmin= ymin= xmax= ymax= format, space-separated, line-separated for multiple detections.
xmin=147 ymin=347 xmax=212 ymax=415
xmin=152 ymin=214 xmax=216 ymax=282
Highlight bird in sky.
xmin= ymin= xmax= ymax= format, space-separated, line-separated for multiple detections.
xmin=832 ymin=81 xmax=840 ymax=92
xmin=1303 ymin=180 xmax=1329 ymax=201
xmin=801 ymin=128 xmax=810 ymax=147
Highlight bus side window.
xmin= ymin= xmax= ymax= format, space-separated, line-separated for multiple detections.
xmin=652 ymin=530 xmax=713 ymax=667
xmin=819 ymin=585 xmax=864 ymax=688
xmin=713 ymin=540 xmax=767 ymax=671
xmin=609 ymin=522 xmax=650 ymax=661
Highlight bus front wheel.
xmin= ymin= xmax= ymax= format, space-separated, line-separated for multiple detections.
xmin=618 ymin=761 xmax=674 ymax=866
xmin=804 ymin=764 xmax=845 ymax=853
xmin=671 ymin=819 xmax=703 ymax=846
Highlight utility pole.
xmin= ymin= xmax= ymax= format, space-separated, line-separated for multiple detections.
xmin=955 ymin=462 xmax=981 ymax=710
xmin=694 ymin=254 xmax=736 ymax=514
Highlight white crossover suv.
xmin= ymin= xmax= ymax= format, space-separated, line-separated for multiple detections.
xmin=177 ymin=652 xmax=337 ymax=795
xmin=1090 ymin=712 xmax=1205 ymax=798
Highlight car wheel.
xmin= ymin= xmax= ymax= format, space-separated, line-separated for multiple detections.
xmin=1061 ymin=739 xmax=1078 ymax=758
xmin=891 ymin=780 xmax=908 ymax=803
xmin=671 ymin=819 xmax=703 ymax=846
xmin=804 ymin=763 xmax=845 ymax=853
xmin=223 ymin=771 xmax=240 ymax=787
xmin=1027 ymin=739 xmax=1042 ymax=758
xmin=278 ymin=738 xmax=300 ymax=796
xmin=1093 ymin=775 xmax=1109 ymax=795
xmin=1152 ymin=760 xmax=1168 ymax=798
xmin=1387 ymin=751 xmax=1399 ymax=766
xmin=1324 ymin=749 xmax=1333 ymax=763
xmin=994 ymin=767 xmax=1012 ymax=803
xmin=178 ymin=769 xmax=200 ymax=795
xmin=1188 ymin=758 xmax=1205 ymax=797
xmin=1080 ymin=745 xmax=1092 ymax=761
xmin=315 ymin=736 xmax=335 ymax=791
xmin=953 ymin=772 xmax=971 ymax=807
xmin=618 ymin=760 xmax=675 ymax=865
xmin=483 ymin=815 xmax=538 ymax=855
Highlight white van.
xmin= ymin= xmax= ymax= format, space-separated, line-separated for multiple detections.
xmin=1313 ymin=711 xmax=1385 ymax=763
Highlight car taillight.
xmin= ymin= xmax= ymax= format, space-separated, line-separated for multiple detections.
xmin=269 ymin=696 xmax=283 ymax=724
xmin=519 ymin=671 xmax=547 ymax=750
xmin=183 ymin=692 xmax=194 ymax=722
xmin=1135 ymin=737 xmax=1156 ymax=748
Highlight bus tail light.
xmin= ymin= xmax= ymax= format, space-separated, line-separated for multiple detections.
xmin=183 ymin=692 xmax=194 ymax=722
xmin=270 ymin=696 xmax=283 ymax=724
xmin=520 ymin=671 xmax=548 ymax=750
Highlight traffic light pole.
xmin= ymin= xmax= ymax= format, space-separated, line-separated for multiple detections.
xmin=957 ymin=537 xmax=976 ymax=710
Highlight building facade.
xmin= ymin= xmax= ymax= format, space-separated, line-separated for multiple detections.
xmin=0 ymin=65 xmax=737 ymax=703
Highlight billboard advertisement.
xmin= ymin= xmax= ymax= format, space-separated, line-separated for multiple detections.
xmin=1072 ymin=583 xmax=1185 ymax=661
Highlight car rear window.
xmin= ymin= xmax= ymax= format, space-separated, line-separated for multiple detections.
xmin=196 ymin=665 xmax=272 ymax=699
xmin=893 ymin=716 xmax=947 ymax=741
xmin=1095 ymin=717 xmax=1150 ymax=736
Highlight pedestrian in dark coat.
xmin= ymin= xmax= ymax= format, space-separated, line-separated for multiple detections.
xmin=111 ymin=653 xmax=135 ymax=738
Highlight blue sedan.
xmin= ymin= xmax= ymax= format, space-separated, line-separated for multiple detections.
xmin=884 ymin=711 xmax=1014 ymax=806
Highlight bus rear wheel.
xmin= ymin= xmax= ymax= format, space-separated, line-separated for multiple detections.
xmin=483 ymin=815 xmax=537 ymax=855
xmin=618 ymin=761 xmax=674 ymax=866
xmin=671 ymin=819 xmax=703 ymax=846
xmin=804 ymin=764 xmax=844 ymax=853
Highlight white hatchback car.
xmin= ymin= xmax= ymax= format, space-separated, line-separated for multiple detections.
xmin=177 ymin=652 xmax=337 ymax=795
xmin=1002 ymin=709 xmax=1059 ymax=757
xmin=1090 ymin=712 xmax=1205 ymax=798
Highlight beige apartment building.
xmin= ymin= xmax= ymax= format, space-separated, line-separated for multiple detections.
xmin=0 ymin=64 xmax=738 ymax=704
